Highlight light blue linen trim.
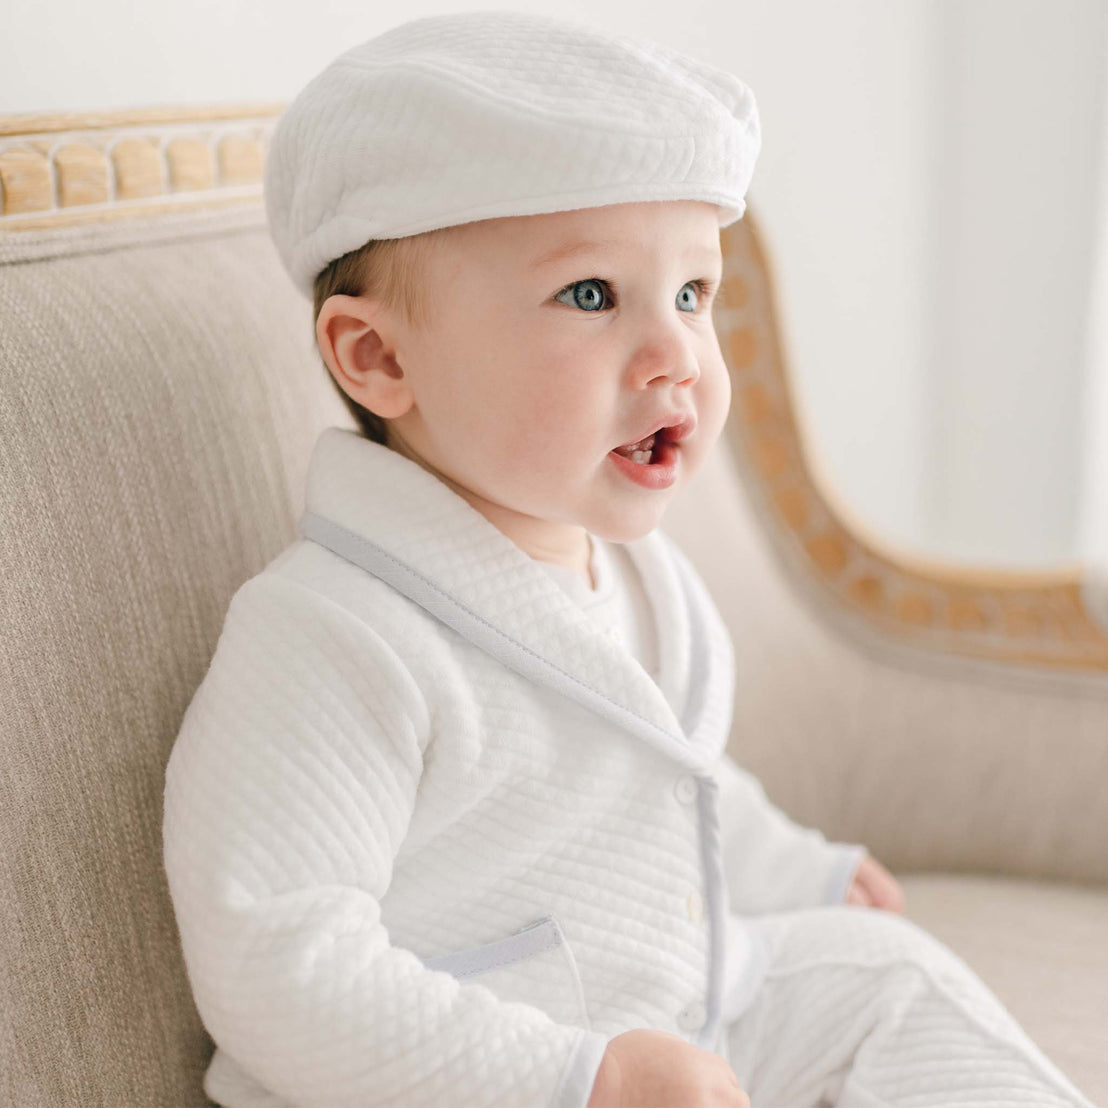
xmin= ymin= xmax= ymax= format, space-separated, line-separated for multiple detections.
xmin=694 ymin=773 xmax=727 ymax=1051
xmin=298 ymin=508 xmax=731 ymax=1070
xmin=716 ymin=917 xmax=772 ymax=1031
xmin=297 ymin=510 xmax=702 ymax=771
xmin=823 ymin=842 xmax=868 ymax=905
xmin=421 ymin=916 xmax=564 ymax=979
xmin=551 ymin=1029 xmax=610 ymax=1108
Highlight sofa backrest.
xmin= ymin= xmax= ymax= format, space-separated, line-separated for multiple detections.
xmin=0 ymin=108 xmax=352 ymax=1105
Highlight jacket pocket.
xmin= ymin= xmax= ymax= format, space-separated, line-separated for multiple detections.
xmin=420 ymin=914 xmax=591 ymax=1031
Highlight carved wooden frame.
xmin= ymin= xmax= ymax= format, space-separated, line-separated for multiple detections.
xmin=0 ymin=105 xmax=282 ymax=229
xmin=716 ymin=211 xmax=1108 ymax=673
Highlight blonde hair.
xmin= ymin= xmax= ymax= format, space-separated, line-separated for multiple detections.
xmin=312 ymin=229 xmax=452 ymax=446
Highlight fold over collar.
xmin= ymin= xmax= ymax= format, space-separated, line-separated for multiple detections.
xmin=298 ymin=427 xmax=733 ymax=771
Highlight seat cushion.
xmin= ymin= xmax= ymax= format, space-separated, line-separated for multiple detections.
xmin=900 ymin=872 xmax=1108 ymax=1105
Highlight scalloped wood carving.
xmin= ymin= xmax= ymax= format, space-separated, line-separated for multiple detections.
xmin=717 ymin=210 xmax=1108 ymax=672
xmin=0 ymin=105 xmax=284 ymax=229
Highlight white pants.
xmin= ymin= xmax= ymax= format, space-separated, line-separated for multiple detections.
xmin=719 ymin=906 xmax=1096 ymax=1108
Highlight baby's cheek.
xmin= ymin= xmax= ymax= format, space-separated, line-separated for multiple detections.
xmin=704 ymin=359 xmax=732 ymax=423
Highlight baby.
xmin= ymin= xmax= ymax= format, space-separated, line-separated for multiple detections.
xmin=161 ymin=11 xmax=1097 ymax=1108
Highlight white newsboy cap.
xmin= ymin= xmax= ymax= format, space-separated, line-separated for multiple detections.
xmin=264 ymin=9 xmax=761 ymax=300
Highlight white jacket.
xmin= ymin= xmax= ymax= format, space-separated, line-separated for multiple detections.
xmin=162 ymin=426 xmax=866 ymax=1108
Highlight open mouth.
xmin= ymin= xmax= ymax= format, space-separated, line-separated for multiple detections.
xmin=612 ymin=417 xmax=690 ymax=464
xmin=611 ymin=432 xmax=663 ymax=466
xmin=608 ymin=418 xmax=693 ymax=489
xmin=608 ymin=434 xmax=680 ymax=489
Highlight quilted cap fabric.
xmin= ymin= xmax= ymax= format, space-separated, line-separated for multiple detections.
xmin=264 ymin=9 xmax=762 ymax=299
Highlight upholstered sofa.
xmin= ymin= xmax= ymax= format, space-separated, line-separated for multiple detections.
xmin=2 ymin=105 xmax=1105 ymax=1106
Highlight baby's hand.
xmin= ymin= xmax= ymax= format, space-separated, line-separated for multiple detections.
xmin=587 ymin=1028 xmax=749 ymax=1108
xmin=846 ymin=851 xmax=907 ymax=913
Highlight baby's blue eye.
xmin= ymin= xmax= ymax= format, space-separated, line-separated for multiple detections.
xmin=555 ymin=279 xmax=610 ymax=312
xmin=676 ymin=283 xmax=700 ymax=312
xmin=554 ymin=279 xmax=705 ymax=313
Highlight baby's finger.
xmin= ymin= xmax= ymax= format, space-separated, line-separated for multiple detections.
xmin=884 ymin=877 xmax=908 ymax=913
xmin=868 ymin=863 xmax=907 ymax=913
xmin=846 ymin=882 xmax=870 ymax=907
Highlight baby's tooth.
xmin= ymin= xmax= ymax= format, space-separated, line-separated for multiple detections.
xmin=619 ymin=434 xmax=656 ymax=453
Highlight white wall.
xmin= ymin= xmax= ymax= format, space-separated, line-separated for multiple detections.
xmin=1083 ymin=34 xmax=1108 ymax=566
xmin=719 ymin=0 xmax=935 ymax=557
xmin=925 ymin=0 xmax=1107 ymax=566
xmin=4 ymin=0 xmax=1104 ymax=568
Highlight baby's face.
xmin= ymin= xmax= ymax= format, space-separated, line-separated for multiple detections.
xmin=385 ymin=199 xmax=730 ymax=557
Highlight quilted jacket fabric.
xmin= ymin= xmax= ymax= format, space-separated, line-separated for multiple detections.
xmin=162 ymin=426 xmax=866 ymax=1108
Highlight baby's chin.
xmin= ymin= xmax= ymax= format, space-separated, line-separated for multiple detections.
xmin=586 ymin=501 xmax=674 ymax=545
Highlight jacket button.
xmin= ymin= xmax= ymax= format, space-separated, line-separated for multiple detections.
xmin=673 ymin=774 xmax=698 ymax=804
xmin=686 ymin=889 xmax=703 ymax=924
xmin=676 ymin=1001 xmax=707 ymax=1032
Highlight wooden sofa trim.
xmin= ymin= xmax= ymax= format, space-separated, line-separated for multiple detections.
xmin=0 ymin=104 xmax=283 ymax=230
xmin=716 ymin=211 xmax=1108 ymax=673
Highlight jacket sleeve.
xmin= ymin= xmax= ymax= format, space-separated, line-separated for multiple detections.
xmin=714 ymin=749 xmax=867 ymax=915
xmin=162 ymin=571 xmax=608 ymax=1108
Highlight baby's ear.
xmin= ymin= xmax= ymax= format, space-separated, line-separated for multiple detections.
xmin=316 ymin=293 xmax=377 ymax=360
xmin=316 ymin=295 xmax=413 ymax=420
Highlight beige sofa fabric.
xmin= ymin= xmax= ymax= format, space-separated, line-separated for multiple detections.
xmin=1 ymin=204 xmax=352 ymax=1106
xmin=898 ymin=874 xmax=1108 ymax=1104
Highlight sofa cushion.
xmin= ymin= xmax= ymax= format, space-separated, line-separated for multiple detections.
xmin=901 ymin=872 xmax=1108 ymax=1105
